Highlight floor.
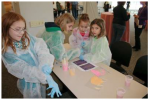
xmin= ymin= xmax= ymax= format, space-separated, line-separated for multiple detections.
xmin=2 ymin=13 xmax=148 ymax=98
xmin=120 ymin=14 xmax=148 ymax=84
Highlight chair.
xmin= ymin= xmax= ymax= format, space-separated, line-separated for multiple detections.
xmin=133 ymin=55 xmax=148 ymax=87
xmin=110 ymin=41 xmax=132 ymax=74
xmin=45 ymin=22 xmax=59 ymax=29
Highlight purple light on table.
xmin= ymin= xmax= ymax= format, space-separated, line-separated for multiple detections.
xmin=73 ymin=60 xmax=87 ymax=65
xmin=80 ymin=63 xmax=95 ymax=70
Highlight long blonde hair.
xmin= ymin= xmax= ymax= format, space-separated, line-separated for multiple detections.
xmin=54 ymin=13 xmax=75 ymax=31
xmin=2 ymin=12 xmax=30 ymax=54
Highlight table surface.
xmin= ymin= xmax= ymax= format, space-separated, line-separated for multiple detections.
xmin=53 ymin=44 xmax=147 ymax=98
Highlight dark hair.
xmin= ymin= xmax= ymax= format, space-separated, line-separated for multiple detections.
xmin=89 ymin=18 xmax=106 ymax=38
xmin=79 ymin=13 xmax=90 ymax=24
xmin=118 ymin=2 xmax=126 ymax=6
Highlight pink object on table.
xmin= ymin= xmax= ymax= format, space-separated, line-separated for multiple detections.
xmin=125 ymin=80 xmax=131 ymax=87
xmin=62 ymin=58 xmax=68 ymax=71
xmin=125 ymin=75 xmax=133 ymax=87
xmin=91 ymin=69 xmax=101 ymax=77
xmin=116 ymin=88 xmax=126 ymax=98
xmin=62 ymin=64 xmax=68 ymax=71
xmin=101 ymin=12 xmax=130 ymax=44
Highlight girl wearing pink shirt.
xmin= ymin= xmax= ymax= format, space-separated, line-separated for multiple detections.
xmin=69 ymin=14 xmax=90 ymax=54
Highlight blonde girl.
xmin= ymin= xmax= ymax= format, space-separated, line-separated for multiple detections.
xmin=41 ymin=13 xmax=81 ymax=61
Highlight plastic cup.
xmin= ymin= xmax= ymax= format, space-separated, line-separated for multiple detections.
xmin=69 ymin=66 xmax=75 ymax=76
xmin=116 ymin=87 xmax=126 ymax=98
xmin=125 ymin=75 xmax=133 ymax=87
xmin=62 ymin=63 xmax=68 ymax=71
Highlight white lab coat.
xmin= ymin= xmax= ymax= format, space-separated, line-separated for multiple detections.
xmin=84 ymin=36 xmax=112 ymax=66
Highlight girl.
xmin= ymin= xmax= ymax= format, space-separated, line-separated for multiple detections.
xmin=2 ymin=12 xmax=61 ymax=98
xmin=69 ymin=13 xmax=90 ymax=54
xmin=80 ymin=19 xmax=112 ymax=66
xmin=41 ymin=13 xmax=81 ymax=61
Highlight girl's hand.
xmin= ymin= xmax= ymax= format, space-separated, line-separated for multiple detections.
xmin=46 ymin=75 xmax=62 ymax=98
xmin=81 ymin=41 xmax=86 ymax=47
xmin=42 ymin=65 xmax=52 ymax=75
xmin=79 ymin=54 xmax=84 ymax=60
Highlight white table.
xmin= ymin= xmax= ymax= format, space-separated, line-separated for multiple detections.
xmin=52 ymin=44 xmax=148 ymax=98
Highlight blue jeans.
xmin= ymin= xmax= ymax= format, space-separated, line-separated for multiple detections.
xmin=111 ymin=24 xmax=126 ymax=45
xmin=72 ymin=5 xmax=78 ymax=19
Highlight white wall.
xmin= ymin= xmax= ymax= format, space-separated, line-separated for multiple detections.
xmin=19 ymin=2 xmax=54 ymax=36
xmin=85 ymin=2 xmax=99 ymax=22
xmin=2 ymin=3 xmax=6 ymax=15
xmin=78 ymin=2 xmax=84 ymax=6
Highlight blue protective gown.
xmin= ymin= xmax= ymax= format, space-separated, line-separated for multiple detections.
xmin=2 ymin=34 xmax=54 ymax=98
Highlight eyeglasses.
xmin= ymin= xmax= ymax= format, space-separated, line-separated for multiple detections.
xmin=10 ymin=27 xmax=27 ymax=33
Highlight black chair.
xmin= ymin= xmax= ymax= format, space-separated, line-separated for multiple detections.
xmin=45 ymin=22 xmax=59 ymax=29
xmin=110 ymin=41 xmax=132 ymax=74
xmin=133 ymin=55 xmax=148 ymax=87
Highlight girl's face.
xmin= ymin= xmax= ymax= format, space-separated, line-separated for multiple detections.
xmin=66 ymin=22 xmax=74 ymax=32
xmin=78 ymin=20 xmax=89 ymax=33
xmin=9 ymin=20 xmax=25 ymax=42
xmin=91 ymin=24 xmax=101 ymax=37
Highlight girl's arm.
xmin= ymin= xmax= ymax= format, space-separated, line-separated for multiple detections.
xmin=33 ymin=35 xmax=55 ymax=70
xmin=2 ymin=53 xmax=47 ymax=84
xmin=69 ymin=28 xmax=81 ymax=49
xmin=69 ymin=34 xmax=78 ymax=48
xmin=41 ymin=30 xmax=80 ymax=62
xmin=84 ymin=37 xmax=112 ymax=66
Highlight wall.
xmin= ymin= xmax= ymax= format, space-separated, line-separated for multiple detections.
xmin=12 ymin=2 xmax=20 ymax=14
xmin=2 ymin=2 xmax=6 ymax=15
xmin=78 ymin=2 xmax=84 ymax=6
xmin=85 ymin=2 xmax=99 ymax=22
xmin=19 ymin=2 xmax=54 ymax=36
